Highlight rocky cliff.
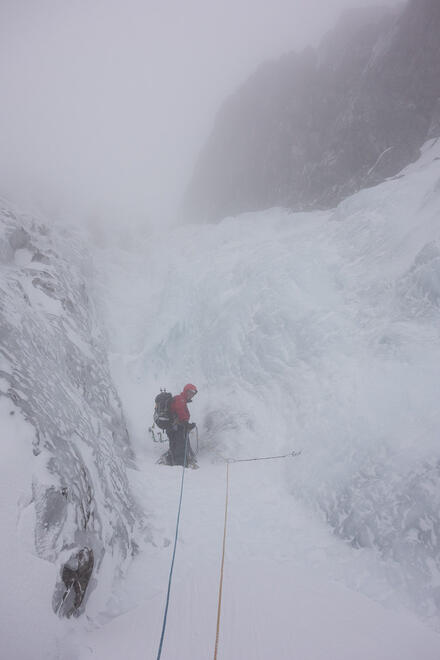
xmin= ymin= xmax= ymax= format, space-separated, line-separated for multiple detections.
xmin=184 ymin=0 xmax=440 ymax=222
xmin=0 ymin=200 xmax=144 ymax=619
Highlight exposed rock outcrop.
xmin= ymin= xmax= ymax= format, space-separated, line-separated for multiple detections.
xmin=184 ymin=0 xmax=440 ymax=222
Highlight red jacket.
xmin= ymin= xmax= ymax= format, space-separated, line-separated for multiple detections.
xmin=170 ymin=393 xmax=190 ymax=423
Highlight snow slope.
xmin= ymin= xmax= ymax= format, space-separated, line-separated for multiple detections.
xmin=74 ymin=459 xmax=440 ymax=660
xmin=76 ymin=138 xmax=440 ymax=658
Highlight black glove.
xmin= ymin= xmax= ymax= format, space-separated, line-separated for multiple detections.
xmin=187 ymin=422 xmax=196 ymax=431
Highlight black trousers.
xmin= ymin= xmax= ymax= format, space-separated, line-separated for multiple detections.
xmin=166 ymin=424 xmax=194 ymax=466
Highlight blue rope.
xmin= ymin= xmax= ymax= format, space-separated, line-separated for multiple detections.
xmin=156 ymin=431 xmax=189 ymax=660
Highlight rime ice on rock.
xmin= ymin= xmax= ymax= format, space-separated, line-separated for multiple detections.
xmin=0 ymin=201 xmax=144 ymax=617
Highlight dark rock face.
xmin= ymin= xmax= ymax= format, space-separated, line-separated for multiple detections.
xmin=184 ymin=0 xmax=440 ymax=222
xmin=55 ymin=547 xmax=94 ymax=617
xmin=0 ymin=201 xmax=144 ymax=617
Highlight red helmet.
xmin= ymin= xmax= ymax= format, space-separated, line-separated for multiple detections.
xmin=183 ymin=383 xmax=197 ymax=400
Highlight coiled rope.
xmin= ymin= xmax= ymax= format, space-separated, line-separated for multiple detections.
xmin=156 ymin=432 xmax=189 ymax=660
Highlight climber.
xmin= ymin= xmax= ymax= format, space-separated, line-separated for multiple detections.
xmin=166 ymin=383 xmax=198 ymax=467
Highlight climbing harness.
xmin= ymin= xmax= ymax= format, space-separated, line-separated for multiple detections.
xmin=213 ymin=448 xmax=301 ymax=659
xmin=149 ymin=424 xmax=167 ymax=444
xmin=156 ymin=432 xmax=190 ymax=660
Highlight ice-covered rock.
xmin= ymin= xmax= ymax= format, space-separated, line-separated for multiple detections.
xmin=0 ymin=200 xmax=144 ymax=620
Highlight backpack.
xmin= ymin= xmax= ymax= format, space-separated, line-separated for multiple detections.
xmin=153 ymin=390 xmax=174 ymax=430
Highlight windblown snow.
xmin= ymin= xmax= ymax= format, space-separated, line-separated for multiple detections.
xmin=2 ymin=139 xmax=440 ymax=658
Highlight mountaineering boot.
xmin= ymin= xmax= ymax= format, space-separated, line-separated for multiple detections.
xmin=157 ymin=450 xmax=173 ymax=466
xmin=156 ymin=450 xmax=199 ymax=469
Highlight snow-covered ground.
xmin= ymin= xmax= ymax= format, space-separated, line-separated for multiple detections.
xmin=2 ymin=139 xmax=440 ymax=659
xmin=72 ymin=458 xmax=440 ymax=660
xmin=71 ymin=138 xmax=440 ymax=658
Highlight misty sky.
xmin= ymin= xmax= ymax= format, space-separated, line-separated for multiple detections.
xmin=0 ymin=0 xmax=398 ymax=233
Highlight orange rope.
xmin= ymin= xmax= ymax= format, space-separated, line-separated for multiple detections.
xmin=214 ymin=461 xmax=229 ymax=660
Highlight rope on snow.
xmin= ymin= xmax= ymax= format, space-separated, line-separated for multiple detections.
xmin=154 ymin=439 xmax=301 ymax=659
xmin=213 ymin=448 xmax=301 ymax=658
xmin=156 ymin=432 xmax=190 ymax=660
xmin=214 ymin=460 xmax=229 ymax=660
xmin=226 ymin=449 xmax=301 ymax=464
